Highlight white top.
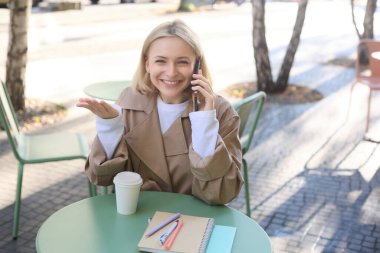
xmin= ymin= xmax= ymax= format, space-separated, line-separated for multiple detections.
xmin=96 ymin=98 xmax=219 ymax=159
xmin=157 ymin=96 xmax=188 ymax=134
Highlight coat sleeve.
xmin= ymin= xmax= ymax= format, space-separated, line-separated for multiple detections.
xmin=189 ymin=103 xmax=244 ymax=205
xmin=85 ymin=136 xmax=129 ymax=186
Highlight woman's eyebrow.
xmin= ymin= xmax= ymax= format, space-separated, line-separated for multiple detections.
xmin=153 ymin=56 xmax=167 ymax=59
xmin=178 ymin=57 xmax=190 ymax=60
xmin=152 ymin=56 xmax=191 ymax=61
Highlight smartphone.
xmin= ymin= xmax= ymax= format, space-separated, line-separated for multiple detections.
xmin=192 ymin=58 xmax=201 ymax=111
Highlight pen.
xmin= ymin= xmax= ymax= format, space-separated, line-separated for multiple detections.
xmin=164 ymin=220 xmax=183 ymax=250
xmin=145 ymin=213 xmax=181 ymax=237
xmin=159 ymin=220 xmax=178 ymax=245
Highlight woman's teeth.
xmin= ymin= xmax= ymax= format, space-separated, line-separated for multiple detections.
xmin=162 ymin=80 xmax=179 ymax=85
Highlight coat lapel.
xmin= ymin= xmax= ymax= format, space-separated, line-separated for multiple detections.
xmin=162 ymin=118 xmax=188 ymax=156
xmin=118 ymin=88 xmax=172 ymax=189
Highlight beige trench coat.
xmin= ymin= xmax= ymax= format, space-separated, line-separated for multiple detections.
xmin=85 ymin=87 xmax=243 ymax=205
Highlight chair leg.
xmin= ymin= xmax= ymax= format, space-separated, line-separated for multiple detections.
xmin=100 ymin=186 xmax=108 ymax=195
xmin=242 ymin=158 xmax=251 ymax=217
xmin=346 ymin=83 xmax=356 ymax=122
xmin=12 ymin=163 xmax=24 ymax=240
xmin=365 ymin=89 xmax=372 ymax=133
xmin=87 ymin=180 xmax=97 ymax=197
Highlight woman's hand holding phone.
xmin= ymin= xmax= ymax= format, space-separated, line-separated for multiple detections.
xmin=191 ymin=70 xmax=215 ymax=112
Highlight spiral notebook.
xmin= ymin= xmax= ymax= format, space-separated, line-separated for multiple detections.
xmin=138 ymin=211 xmax=215 ymax=253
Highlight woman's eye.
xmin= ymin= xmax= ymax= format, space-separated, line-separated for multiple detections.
xmin=155 ymin=60 xmax=165 ymax=63
xmin=178 ymin=61 xmax=190 ymax=65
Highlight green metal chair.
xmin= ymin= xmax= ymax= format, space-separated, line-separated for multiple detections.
xmin=233 ymin=91 xmax=266 ymax=217
xmin=0 ymin=80 xmax=96 ymax=239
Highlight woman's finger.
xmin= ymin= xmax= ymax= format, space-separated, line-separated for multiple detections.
xmin=191 ymin=85 xmax=214 ymax=111
xmin=77 ymin=98 xmax=118 ymax=118
xmin=191 ymin=74 xmax=212 ymax=92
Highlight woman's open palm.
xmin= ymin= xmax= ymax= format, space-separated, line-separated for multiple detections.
xmin=77 ymin=98 xmax=119 ymax=119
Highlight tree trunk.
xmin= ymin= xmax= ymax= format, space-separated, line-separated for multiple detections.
xmin=252 ymin=0 xmax=273 ymax=92
xmin=351 ymin=0 xmax=377 ymax=39
xmin=275 ymin=0 xmax=308 ymax=92
xmin=362 ymin=0 xmax=377 ymax=39
xmin=350 ymin=0 xmax=362 ymax=38
xmin=350 ymin=0 xmax=377 ymax=64
xmin=6 ymin=0 xmax=30 ymax=112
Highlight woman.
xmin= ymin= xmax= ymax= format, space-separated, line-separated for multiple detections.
xmin=77 ymin=20 xmax=243 ymax=205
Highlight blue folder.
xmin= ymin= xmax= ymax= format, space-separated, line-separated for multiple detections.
xmin=206 ymin=225 xmax=236 ymax=253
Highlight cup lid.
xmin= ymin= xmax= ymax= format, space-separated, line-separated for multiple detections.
xmin=113 ymin=172 xmax=142 ymax=186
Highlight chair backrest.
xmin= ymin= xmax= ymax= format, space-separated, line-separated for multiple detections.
xmin=356 ymin=39 xmax=380 ymax=79
xmin=233 ymin=91 xmax=266 ymax=154
xmin=0 ymin=80 xmax=22 ymax=159
xmin=366 ymin=40 xmax=380 ymax=77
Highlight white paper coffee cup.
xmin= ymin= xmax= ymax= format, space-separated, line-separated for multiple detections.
xmin=113 ymin=171 xmax=143 ymax=215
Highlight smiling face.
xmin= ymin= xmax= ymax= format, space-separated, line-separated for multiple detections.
xmin=145 ymin=36 xmax=196 ymax=104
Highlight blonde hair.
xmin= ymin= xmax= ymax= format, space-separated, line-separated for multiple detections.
xmin=132 ymin=19 xmax=212 ymax=95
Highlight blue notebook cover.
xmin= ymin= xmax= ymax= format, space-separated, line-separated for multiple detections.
xmin=205 ymin=225 xmax=236 ymax=253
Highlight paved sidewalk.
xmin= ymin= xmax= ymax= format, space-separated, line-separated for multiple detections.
xmin=1 ymin=1 xmax=380 ymax=253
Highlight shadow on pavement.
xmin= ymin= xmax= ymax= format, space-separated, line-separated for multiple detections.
xmin=0 ymin=171 xmax=89 ymax=253
xmin=250 ymin=116 xmax=380 ymax=252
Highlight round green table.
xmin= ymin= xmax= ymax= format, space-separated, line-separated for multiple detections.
xmin=83 ymin=80 xmax=130 ymax=101
xmin=36 ymin=192 xmax=272 ymax=253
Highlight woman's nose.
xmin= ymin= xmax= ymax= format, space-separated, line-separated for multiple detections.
xmin=166 ymin=63 xmax=177 ymax=75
